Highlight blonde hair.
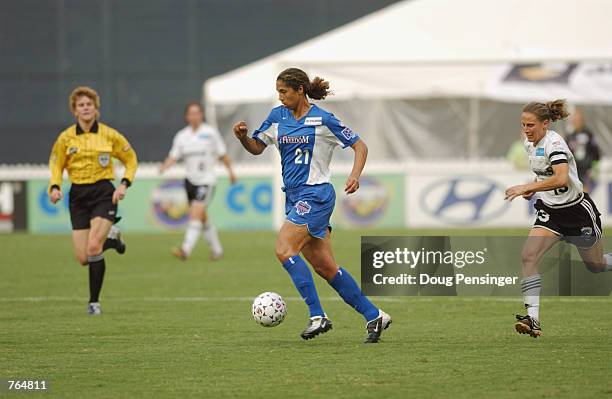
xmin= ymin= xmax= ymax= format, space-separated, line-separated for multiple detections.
xmin=69 ymin=86 xmax=100 ymax=118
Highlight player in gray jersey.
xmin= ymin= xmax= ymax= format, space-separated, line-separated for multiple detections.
xmin=505 ymin=99 xmax=612 ymax=338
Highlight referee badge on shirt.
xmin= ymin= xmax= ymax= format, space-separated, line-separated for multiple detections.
xmin=98 ymin=152 xmax=111 ymax=167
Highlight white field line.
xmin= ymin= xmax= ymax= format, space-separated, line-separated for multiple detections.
xmin=0 ymin=296 xmax=609 ymax=303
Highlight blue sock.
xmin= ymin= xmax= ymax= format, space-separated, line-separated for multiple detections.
xmin=282 ymin=256 xmax=325 ymax=318
xmin=329 ymin=267 xmax=379 ymax=321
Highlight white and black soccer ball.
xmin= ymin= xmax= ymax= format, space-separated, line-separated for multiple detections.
xmin=252 ymin=292 xmax=287 ymax=327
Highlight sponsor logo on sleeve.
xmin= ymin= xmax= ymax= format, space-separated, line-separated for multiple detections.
xmin=535 ymin=148 xmax=545 ymax=157
xmin=341 ymin=127 xmax=356 ymax=140
xmin=304 ymin=117 xmax=322 ymax=126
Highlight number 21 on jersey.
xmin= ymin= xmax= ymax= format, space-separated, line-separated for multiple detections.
xmin=295 ymin=148 xmax=310 ymax=164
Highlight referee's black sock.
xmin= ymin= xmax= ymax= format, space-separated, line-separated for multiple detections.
xmin=88 ymin=253 xmax=106 ymax=303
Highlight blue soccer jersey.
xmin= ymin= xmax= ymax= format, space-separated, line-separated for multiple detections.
xmin=252 ymin=104 xmax=360 ymax=189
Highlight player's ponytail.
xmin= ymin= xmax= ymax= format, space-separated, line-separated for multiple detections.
xmin=306 ymin=76 xmax=331 ymax=100
xmin=546 ymin=99 xmax=569 ymax=122
xmin=523 ymin=99 xmax=569 ymax=122
xmin=277 ymin=68 xmax=332 ymax=100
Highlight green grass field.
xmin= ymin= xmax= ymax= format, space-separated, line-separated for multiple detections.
xmin=1 ymin=230 xmax=611 ymax=398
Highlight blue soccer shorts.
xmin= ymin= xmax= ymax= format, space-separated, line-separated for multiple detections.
xmin=284 ymin=183 xmax=335 ymax=239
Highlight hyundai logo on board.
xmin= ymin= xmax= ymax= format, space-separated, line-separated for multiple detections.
xmin=419 ymin=177 xmax=509 ymax=225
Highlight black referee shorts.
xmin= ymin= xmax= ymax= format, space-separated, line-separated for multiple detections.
xmin=69 ymin=180 xmax=117 ymax=230
xmin=185 ymin=179 xmax=214 ymax=205
xmin=533 ymin=193 xmax=602 ymax=249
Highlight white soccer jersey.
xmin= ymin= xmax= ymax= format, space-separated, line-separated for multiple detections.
xmin=526 ymin=130 xmax=583 ymax=206
xmin=168 ymin=123 xmax=227 ymax=185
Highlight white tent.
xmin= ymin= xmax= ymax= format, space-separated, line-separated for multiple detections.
xmin=204 ymin=0 xmax=612 ymax=160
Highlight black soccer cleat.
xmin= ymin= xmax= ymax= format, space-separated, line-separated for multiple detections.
xmin=107 ymin=225 xmax=126 ymax=255
xmin=113 ymin=217 xmax=125 ymax=254
xmin=115 ymin=230 xmax=126 ymax=255
xmin=514 ymin=314 xmax=541 ymax=338
xmin=365 ymin=310 xmax=392 ymax=343
xmin=300 ymin=315 xmax=333 ymax=340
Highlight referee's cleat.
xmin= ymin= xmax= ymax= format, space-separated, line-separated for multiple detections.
xmin=87 ymin=302 xmax=102 ymax=315
xmin=365 ymin=310 xmax=392 ymax=343
xmin=105 ymin=225 xmax=126 ymax=255
xmin=171 ymin=247 xmax=188 ymax=261
xmin=514 ymin=314 xmax=541 ymax=338
xmin=114 ymin=229 xmax=126 ymax=255
xmin=300 ymin=315 xmax=333 ymax=340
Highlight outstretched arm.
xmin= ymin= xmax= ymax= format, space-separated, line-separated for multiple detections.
xmin=233 ymin=121 xmax=266 ymax=155
xmin=345 ymin=139 xmax=368 ymax=194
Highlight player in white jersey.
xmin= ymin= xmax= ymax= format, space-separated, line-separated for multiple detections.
xmin=233 ymin=68 xmax=390 ymax=343
xmin=505 ymin=99 xmax=612 ymax=338
xmin=160 ymin=102 xmax=237 ymax=261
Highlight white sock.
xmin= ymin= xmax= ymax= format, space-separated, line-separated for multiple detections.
xmin=182 ymin=220 xmax=203 ymax=256
xmin=203 ymin=222 xmax=223 ymax=257
xmin=521 ymin=274 xmax=541 ymax=319
xmin=602 ymin=253 xmax=612 ymax=272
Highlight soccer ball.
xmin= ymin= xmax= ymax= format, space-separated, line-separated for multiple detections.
xmin=252 ymin=292 xmax=287 ymax=327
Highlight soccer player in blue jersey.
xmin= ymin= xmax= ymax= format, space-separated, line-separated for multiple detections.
xmin=233 ymin=68 xmax=391 ymax=343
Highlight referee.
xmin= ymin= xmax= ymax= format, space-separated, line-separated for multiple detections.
xmin=48 ymin=86 xmax=138 ymax=315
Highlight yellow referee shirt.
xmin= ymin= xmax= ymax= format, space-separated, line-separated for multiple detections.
xmin=48 ymin=121 xmax=138 ymax=193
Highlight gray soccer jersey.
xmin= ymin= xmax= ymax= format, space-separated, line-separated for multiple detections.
xmin=525 ymin=130 xmax=583 ymax=206
xmin=169 ymin=123 xmax=227 ymax=185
